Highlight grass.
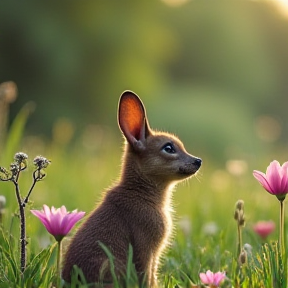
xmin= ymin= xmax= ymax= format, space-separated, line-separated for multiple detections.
xmin=0 ymin=117 xmax=287 ymax=287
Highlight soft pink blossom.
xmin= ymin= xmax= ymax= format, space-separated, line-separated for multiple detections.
xmin=199 ymin=270 xmax=226 ymax=287
xmin=253 ymin=160 xmax=288 ymax=201
xmin=31 ymin=204 xmax=85 ymax=241
xmin=253 ymin=220 xmax=275 ymax=239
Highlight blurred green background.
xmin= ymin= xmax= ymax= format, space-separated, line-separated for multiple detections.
xmin=1 ymin=0 xmax=288 ymax=250
xmin=1 ymin=0 xmax=288 ymax=160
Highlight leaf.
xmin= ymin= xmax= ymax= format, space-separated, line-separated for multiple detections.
xmin=23 ymin=242 xmax=57 ymax=286
xmin=98 ymin=241 xmax=120 ymax=288
xmin=0 ymin=228 xmax=19 ymax=284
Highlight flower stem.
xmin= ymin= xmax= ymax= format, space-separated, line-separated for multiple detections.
xmin=280 ymin=200 xmax=285 ymax=256
xmin=57 ymin=240 xmax=62 ymax=288
xmin=237 ymin=223 xmax=242 ymax=256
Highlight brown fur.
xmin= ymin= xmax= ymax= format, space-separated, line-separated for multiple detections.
xmin=62 ymin=91 xmax=201 ymax=287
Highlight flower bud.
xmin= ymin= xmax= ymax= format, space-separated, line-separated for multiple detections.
xmin=238 ymin=216 xmax=245 ymax=227
xmin=234 ymin=210 xmax=239 ymax=221
xmin=236 ymin=200 xmax=244 ymax=211
xmin=238 ymin=249 xmax=247 ymax=265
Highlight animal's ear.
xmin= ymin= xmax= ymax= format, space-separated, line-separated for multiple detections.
xmin=118 ymin=91 xmax=152 ymax=151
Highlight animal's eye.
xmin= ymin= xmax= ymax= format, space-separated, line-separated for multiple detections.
xmin=162 ymin=143 xmax=176 ymax=154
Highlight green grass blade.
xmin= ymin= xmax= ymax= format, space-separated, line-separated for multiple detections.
xmin=2 ymin=102 xmax=34 ymax=165
xmin=98 ymin=241 xmax=120 ymax=288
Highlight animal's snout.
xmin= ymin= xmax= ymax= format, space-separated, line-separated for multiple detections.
xmin=178 ymin=157 xmax=202 ymax=175
xmin=193 ymin=158 xmax=202 ymax=168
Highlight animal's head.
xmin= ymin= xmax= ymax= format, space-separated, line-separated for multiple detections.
xmin=118 ymin=91 xmax=201 ymax=185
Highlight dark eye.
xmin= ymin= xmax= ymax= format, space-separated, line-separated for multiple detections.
xmin=162 ymin=143 xmax=176 ymax=154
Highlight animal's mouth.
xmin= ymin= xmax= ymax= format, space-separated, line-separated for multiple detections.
xmin=178 ymin=166 xmax=199 ymax=175
xmin=178 ymin=158 xmax=202 ymax=175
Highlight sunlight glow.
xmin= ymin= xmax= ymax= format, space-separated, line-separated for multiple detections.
xmin=161 ymin=0 xmax=190 ymax=7
xmin=161 ymin=0 xmax=288 ymax=16
xmin=271 ymin=0 xmax=288 ymax=16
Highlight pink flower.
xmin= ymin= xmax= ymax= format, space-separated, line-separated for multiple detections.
xmin=253 ymin=160 xmax=288 ymax=201
xmin=199 ymin=270 xmax=226 ymax=287
xmin=31 ymin=204 xmax=85 ymax=241
xmin=253 ymin=220 xmax=275 ymax=239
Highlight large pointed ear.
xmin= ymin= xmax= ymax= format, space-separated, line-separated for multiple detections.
xmin=118 ymin=91 xmax=152 ymax=151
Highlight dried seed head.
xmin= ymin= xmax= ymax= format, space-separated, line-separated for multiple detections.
xmin=14 ymin=152 xmax=28 ymax=164
xmin=238 ymin=249 xmax=247 ymax=265
xmin=234 ymin=200 xmax=245 ymax=226
xmin=234 ymin=210 xmax=239 ymax=221
xmin=239 ymin=216 xmax=246 ymax=227
xmin=233 ymin=200 xmax=245 ymax=226
xmin=237 ymin=210 xmax=245 ymax=227
xmin=14 ymin=152 xmax=28 ymax=170
xmin=33 ymin=156 xmax=50 ymax=170
xmin=10 ymin=162 xmax=19 ymax=177
xmin=236 ymin=200 xmax=244 ymax=211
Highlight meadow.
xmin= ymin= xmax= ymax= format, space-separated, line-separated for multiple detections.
xmin=1 ymin=1 xmax=288 ymax=287
xmin=0 ymin=107 xmax=287 ymax=288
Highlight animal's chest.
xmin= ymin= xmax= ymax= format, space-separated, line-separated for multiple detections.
xmin=131 ymin=204 xmax=173 ymax=249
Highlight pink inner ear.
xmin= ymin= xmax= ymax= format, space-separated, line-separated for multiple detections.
xmin=130 ymin=125 xmax=141 ymax=140
xmin=119 ymin=94 xmax=145 ymax=141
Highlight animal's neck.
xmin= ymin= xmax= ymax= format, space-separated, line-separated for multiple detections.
xmin=119 ymin=150 xmax=175 ymax=207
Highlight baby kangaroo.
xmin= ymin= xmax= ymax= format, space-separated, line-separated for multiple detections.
xmin=62 ymin=91 xmax=201 ymax=287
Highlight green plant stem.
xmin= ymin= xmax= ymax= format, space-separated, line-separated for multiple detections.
xmin=57 ymin=240 xmax=62 ymax=288
xmin=280 ymin=200 xmax=285 ymax=256
xmin=237 ymin=223 xmax=242 ymax=256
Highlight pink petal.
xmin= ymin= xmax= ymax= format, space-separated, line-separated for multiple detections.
xmin=49 ymin=218 xmax=61 ymax=235
xmin=30 ymin=209 xmax=44 ymax=219
xmin=282 ymin=161 xmax=288 ymax=170
xmin=253 ymin=170 xmax=274 ymax=194
xmin=253 ymin=221 xmax=275 ymax=238
xmin=266 ymin=160 xmax=282 ymax=193
xmin=199 ymin=273 xmax=209 ymax=284
xmin=60 ymin=205 xmax=67 ymax=214
xmin=200 ymin=270 xmax=225 ymax=286
xmin=280 ymin=162 xmax=288 ymax=192
xmin=61 ymin=212 xmax=85 ymax=235
xmin=30 ymin=209 xmax=49 ymax=226
xmin=206 ymin=270 xmax=214 ymax=283
xmin=31 ymin=209 xmax=54 ymax=234
xmin=42 ymin=205 xmax=53 ymax=223
xmin=213 ymin=272 xmax=226 ymax=285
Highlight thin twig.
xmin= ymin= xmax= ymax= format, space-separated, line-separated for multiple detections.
xmin=21 ymin=170 xmax=38 ymax=207
xmin=13 ymin=179 xmax=26 ymax=273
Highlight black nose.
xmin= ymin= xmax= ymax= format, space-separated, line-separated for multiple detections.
xmin=194 ymin=158 xmax=202 ymax=168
